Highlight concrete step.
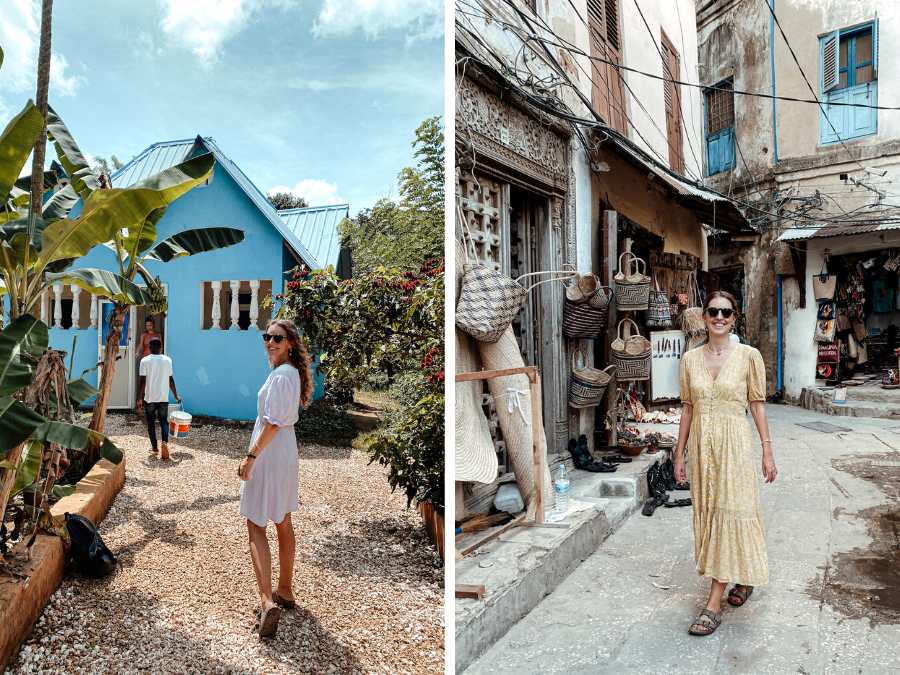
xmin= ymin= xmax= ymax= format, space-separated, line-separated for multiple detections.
xmin=454 ymin=451 xmax=666 ymax=673
xmin=799 ymin=386 xmax=900 ymax=420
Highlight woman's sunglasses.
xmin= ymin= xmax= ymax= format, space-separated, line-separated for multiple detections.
xmin=705 ymin=307 xmax=735 ymax=319
xmin=262 ymin=333 xmax=287 ymax=344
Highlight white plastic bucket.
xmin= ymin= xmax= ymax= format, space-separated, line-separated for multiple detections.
xmin=168 ymin=404 xmax=192 ymax=439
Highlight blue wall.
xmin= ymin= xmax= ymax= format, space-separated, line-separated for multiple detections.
xmin=36 ymin=157 xmax=323 ymax=420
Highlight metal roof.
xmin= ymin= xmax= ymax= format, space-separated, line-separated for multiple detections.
xmin=110 ymin=136 xmax=323 ymax=269
xmin=277 ymin=204 xmax=349 ymax=270
xmin=777 ymin=222 xmax=900 ymax=240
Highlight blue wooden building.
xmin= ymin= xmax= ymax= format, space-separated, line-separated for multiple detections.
xmin=37 ymin=136 xmax=350 ymax=420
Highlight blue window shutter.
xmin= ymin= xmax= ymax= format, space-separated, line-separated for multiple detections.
xmin=723 ymin=127 xmax=735 ymax=170
xmin=849 ymin=82 xmax=877 ymax=138
xmin=820 ymin=89 xmax=847 ymax=144
xmin=821 ymin=30 xmax=840 ymax=93
xmin=707 ymin=132 xmax=721 ymax=175
xmin=874 ymin=12 xmax=879 ymax=77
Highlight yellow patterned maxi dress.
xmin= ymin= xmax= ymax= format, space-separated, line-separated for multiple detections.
xmin=679 ymin=343 xmax=769 ymax=586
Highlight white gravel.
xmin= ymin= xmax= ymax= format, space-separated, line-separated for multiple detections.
xmin=5 ymin=413 xmax=444 ymax=675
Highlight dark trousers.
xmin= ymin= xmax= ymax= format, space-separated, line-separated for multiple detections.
xmin=144 ymin=401 xmax=169 ymax=449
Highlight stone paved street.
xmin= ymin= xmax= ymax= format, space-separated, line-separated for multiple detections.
xmin=464 ymin=404 xmax=900 ymax=674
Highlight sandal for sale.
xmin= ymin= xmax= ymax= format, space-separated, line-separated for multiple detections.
xmin=688 ymin=609 xmax=721 ymax=636
xmin=727 ymin=585 xmax=754 ymax=607
xmin=641 ymin=494 xmax=666 ymax=516
xmin=674 ymin=481 xmax=691 ymax=490
xmin=602 ymin=455 xmax=633 ymax=464
xmin=663 ymin=498 xmax=692 ymax=508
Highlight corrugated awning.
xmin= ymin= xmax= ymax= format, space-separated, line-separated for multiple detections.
xmin=777 ymin=221 xmax=900 ymax=240
xmin=599 ymin=133 xmax=754 ymax=233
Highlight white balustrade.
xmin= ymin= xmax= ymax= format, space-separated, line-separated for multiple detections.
xmin=210 ymin=280 xmax=222 ymax=330
xmin=249 ymin=279 xmax=260 ymax=331
xmin=90 ymin=293 xmax=98 ymax=329
xmin=229 ymin=280 xmax=240 ymax=330
xmin=40 ymin=289 xmax=48 ymax=327
xmin=71 ymin=285 xmax=81 ymax=330
xmin=52 ymin=284 xmax=63 ymax=329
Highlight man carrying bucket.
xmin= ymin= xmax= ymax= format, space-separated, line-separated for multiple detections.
xmin=137 ymin=337 xmax=181 ymax=459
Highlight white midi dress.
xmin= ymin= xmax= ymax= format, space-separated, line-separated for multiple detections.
xmin=239 ymin=364 xmax=301 ymax=527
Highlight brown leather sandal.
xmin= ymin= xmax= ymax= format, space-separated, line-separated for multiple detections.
xmin=272 ymin=590 xmax=296 ymax=608
xmin=688 ymin=609 xmax=721 ymax=636
xmin=727 ymin=584 xmax=754 ymax=607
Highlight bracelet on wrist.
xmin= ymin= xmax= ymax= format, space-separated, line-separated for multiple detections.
xmin=246 ymin=450 xmax=258 ymax=458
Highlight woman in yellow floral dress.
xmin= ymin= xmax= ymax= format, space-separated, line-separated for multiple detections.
xmin=673 ymin=291 xmax=777 ymax=636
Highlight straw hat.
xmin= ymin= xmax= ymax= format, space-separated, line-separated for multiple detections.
xmin=477 ymin=326 xmax=554 ymax=509
xmin=455 ymin=238 xmax=498 ymax=484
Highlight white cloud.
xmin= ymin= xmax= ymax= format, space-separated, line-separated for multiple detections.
xmin=267 ymin=179 xmax=343 ymax=207
xmin=49 ymin=54 xmax=85 ymax=97
xmin=312 ymin=0 xmax=442 ymax=43
xmin=158 ymin=0 xmax=294 ymax=68
xmin=0 ymin=0 xmax=85 ymax=123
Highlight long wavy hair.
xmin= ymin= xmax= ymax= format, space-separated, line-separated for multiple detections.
xmin=266 ymin=319 xmax=314 ymax=408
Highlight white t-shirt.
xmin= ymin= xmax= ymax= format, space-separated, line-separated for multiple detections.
xmin=140 ymin=354 xmax=173 ymax=403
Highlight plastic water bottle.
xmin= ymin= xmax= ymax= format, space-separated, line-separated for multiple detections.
xmin=555 ymin=464 xmax=570 ymax=513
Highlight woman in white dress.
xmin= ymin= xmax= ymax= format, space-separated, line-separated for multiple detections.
xmin=237 ymin=319 xmax=314 ymax=636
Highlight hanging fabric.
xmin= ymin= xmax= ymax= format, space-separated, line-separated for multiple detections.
xmin=645 ymin=273 xmax=672 ymax=328
xmin=813 ymin=260 xmax=836 ymax=301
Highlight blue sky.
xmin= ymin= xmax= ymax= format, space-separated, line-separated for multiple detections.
xmin=0 ymin=0 xmax=444 ymax=214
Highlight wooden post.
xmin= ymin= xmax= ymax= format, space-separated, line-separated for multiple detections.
xmin=528 ymin=370 xmax=546 ymax=524
xmin=602 ymin=210 xmax=618 ymax=450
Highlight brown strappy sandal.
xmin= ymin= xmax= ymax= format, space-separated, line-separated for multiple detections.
xmin=688 ymin=609 xmax=721 ymax=636
xmin=272 ymin=590 xmax=296 ymax=608
xmin=727 ymin=584 xmax=754 ymax=607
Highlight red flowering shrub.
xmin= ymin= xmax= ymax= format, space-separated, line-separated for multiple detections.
xmin=276 ymin=261 xmax=444 ymax=511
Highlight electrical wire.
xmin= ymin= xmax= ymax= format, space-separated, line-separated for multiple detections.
xmin=454 ymin=1 xmax=900 ymax=233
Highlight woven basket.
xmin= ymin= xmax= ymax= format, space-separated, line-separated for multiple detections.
xmin=614 ymin=252 xmax=650 ymax=311
xmin=611 ymin=318 xmax=652 ymax=381
xmin=563 ymin=284 xmax=612 ymax=339
xmin=569 ymin=348 xmax=616 ymax=409
xmin=678 ymin=270 xmax=706 ymax=338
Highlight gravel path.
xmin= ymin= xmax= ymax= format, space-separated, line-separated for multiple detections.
xmin=6 ymin=413 xmax=444 ymax=675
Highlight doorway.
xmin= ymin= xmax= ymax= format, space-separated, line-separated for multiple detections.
xmin=97 ymin=301 xmax=135 ymax=410
xmin=134 ymin=299 xmax=168 ymax=407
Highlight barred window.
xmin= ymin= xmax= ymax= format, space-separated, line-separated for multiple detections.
xmin=705 ymin=82 xmax=734 ymax=136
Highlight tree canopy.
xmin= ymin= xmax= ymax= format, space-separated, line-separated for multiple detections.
xmin=90 ymin=155 xmax=124 ymax=176
xmin=339 ymin=117 xmax=444 ymax=275
xmin=266 ymin=191 xmax=309 ymax=210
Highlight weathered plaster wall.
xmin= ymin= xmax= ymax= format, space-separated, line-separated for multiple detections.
xmin=697 ymin=0 xmax=774 ymax=182
xmin=620 ymin=0 xmax=704 ymax=179
xmin=591 ymin=147 xmax=705 ymax=259
xmin=708 ymin=229 xmax=781 ymax=395
xmin=774 ymin=0 xmax=900 ymax=161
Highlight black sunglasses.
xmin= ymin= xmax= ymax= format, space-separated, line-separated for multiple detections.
xmin=262 ymin=333 xmax=287 ymax=344
xmin=705 ymin=307 xmax=735 ymax=319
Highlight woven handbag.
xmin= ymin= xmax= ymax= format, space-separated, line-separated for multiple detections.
xmin=813 ymin=261 xmax=836 ymax=302
xmin=614 ymin=252 xmax=650 ymax=311
xmin=569 ymin=348 xmax=617 ymax=409
xmin=611 ymin=318 xmax=652 ymax=381
xmin=678 ymin=271 xmax=707 ymax=339
xmin=456 ymin=210 xmax=575 ymax=342
xmin=563 ymin=283 xmax=613 ymax=339
xmin=645 ymin=276 xmax=672 ymax=328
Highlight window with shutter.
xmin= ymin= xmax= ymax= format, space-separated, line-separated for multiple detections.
xmin=819 ymin=20 xmax=878 ymax=145
xmin=588 ymin=0 xmax=627 ymax=134
xmin=661 ymin=31 xmax=684 ymax=174
xmin=704 ymin=81 xmax=735 ymax=176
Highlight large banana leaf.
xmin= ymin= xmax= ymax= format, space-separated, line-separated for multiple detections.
xmin=0 ymin=397 xmax=47 ymax=454
xmin=122 ymin=206 xmax=167 ymax=263
xmin=41 ymin=184 xmax=80 ymax=223
xmin=36 ymin=153 xmax=215 ymax=269
xmin=144 ymin=227 xmax=245 ymax=262
xmin=0 ymin=216 xmax=52 ymax=249
xmin=0 ymin=101 xmax=44 ymax=205
xmin=45 ymin=268 xmax=154 ymax=306
xmin=46 ymin=105 xmax=99 ymax=203
xmin=11 ymin=439 xmax=41 ymax=496
xmin=0 ymin=314 xmax=49 ymax=397
xmin=13 ymin=171 xmax=59 ymax=194
xmin=31 ymin=420 xmax=123 ymax=464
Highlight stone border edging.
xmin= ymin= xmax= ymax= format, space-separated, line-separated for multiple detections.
xmin=0 ymin=457 xmax=126 ymax=672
